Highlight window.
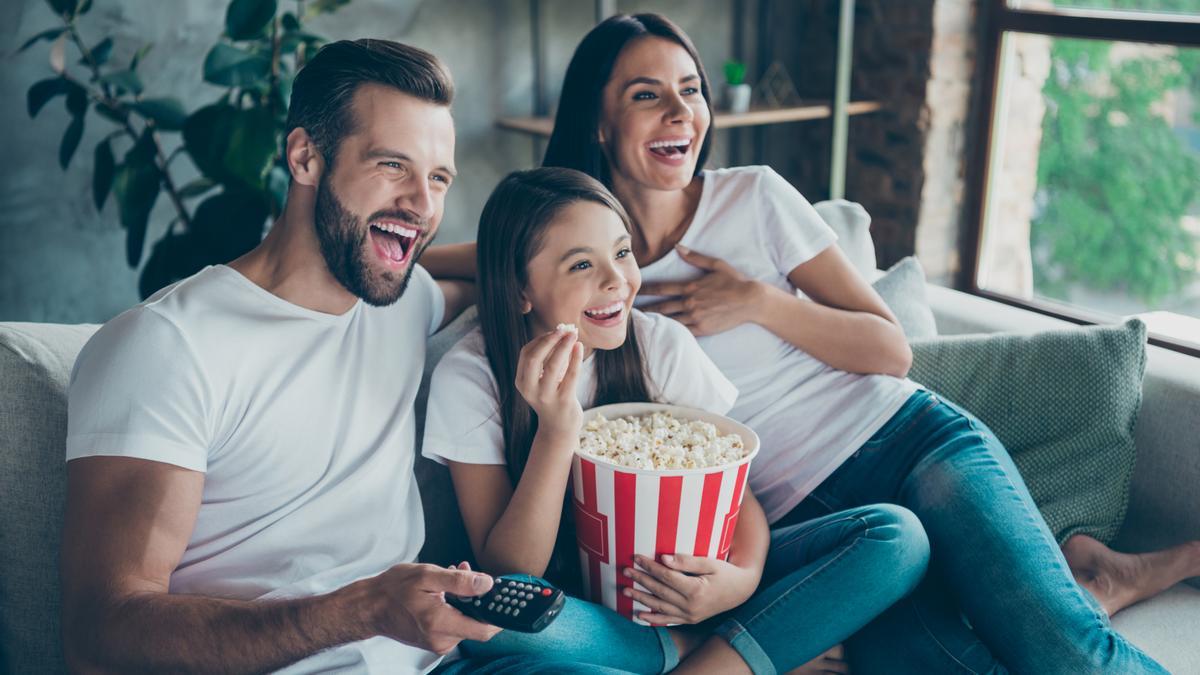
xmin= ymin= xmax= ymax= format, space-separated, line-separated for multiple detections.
xmin=967 ymin=0 xmax=1200 ymax=355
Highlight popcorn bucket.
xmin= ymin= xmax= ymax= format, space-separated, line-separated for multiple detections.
xmin=571 ymin=403 xmax=760 ymax=625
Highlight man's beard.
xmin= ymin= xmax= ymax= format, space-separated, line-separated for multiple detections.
xmin=314 ymin=175 xmax=432 ymax=307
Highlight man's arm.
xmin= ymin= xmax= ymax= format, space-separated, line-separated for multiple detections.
xmin=436 ymin=278 xmax=476 ymax=330
xmin=61 ymin=456 xmax=499 ymax=674
xmin=423 ymin=243 xmax=478 ymax=281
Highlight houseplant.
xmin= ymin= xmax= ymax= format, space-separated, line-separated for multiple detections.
xmin=22 ymin=0 xmax=350 ymax=299
xmin=723 ymin=60 xmax=751 ymax=113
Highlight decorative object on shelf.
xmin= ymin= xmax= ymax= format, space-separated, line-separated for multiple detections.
xmin=20 ymin=0 xmax=351 ymax=299
xmin=722 ymin=60 xmax=752 ymax=113
xmin=754 ymin=60 xmax=802 ymax=109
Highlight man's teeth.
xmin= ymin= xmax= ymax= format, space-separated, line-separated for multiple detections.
xmin=372 ymin=222 xmax=418 ymax=238
xmin=584 ymin=301 xmax=624 ymax=317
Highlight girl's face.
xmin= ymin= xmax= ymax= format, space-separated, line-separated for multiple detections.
xmin=522 ymin=201 xmax=641 ymax=351
xmin=599 ymin=36 xmax=710 ymax=193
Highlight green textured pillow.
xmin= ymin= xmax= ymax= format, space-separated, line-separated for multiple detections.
xmin=908 ymin=319 xmax=1147 ymax=544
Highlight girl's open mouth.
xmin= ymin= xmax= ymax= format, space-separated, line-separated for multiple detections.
xmin=582 ymin=300 xmax=626 ymax=327
xmin=368 ymin=221 xmax=419 ymax=268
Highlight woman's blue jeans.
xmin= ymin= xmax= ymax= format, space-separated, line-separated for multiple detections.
xmin=780 ymin=389 xmax=1167 ymax=674
xmin=459 ymin=503 xmax=929 ymax=674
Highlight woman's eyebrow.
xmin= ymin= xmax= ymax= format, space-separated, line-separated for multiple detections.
xmin=621 ymin=74 xmax=700 ymax=91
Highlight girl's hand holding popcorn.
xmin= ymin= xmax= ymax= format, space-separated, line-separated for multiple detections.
xmin=515 ymin=325 xmax=584 ymax=438
xmin=622 ymin=552 xmax=761 ymax=625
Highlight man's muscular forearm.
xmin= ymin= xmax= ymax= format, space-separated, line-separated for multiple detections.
xmin=66 ymin=577 xmax=377 ymax=674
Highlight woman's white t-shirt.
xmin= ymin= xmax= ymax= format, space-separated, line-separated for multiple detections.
xmin=422 ymin=310 xmax=737 ymax=467
xmin=635 ymin=166 xmax=919 ymax=524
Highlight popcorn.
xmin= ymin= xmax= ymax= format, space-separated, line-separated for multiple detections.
xmin=556 ymin=323 xmax=578 ymax=334
xmin=579 ymin=411 xmax=747 ymax=470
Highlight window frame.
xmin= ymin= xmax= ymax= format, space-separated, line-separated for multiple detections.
xmin=962 ymin=0 xmax=1200 ymax=357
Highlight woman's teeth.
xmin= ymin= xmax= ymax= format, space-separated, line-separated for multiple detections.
xmin=584 ymin=301 xmax=624 ymax=319
xmin=647 ymin=139 xmax=691 ymax=156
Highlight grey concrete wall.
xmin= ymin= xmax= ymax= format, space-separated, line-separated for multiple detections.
xmin=1 ymin=0 xmax=734 ymax=324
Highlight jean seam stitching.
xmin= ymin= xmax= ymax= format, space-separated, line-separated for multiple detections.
xmin=861 ymin=395 xmax=941 ymax=448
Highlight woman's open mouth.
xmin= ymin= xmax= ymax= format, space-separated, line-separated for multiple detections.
xmin=582 ymin=299 xmax=626 ymax=327
xmin=646 ymin=138 xmax=692 ymax=165
xmin=368 ymin=221 xmax=419 ymax=269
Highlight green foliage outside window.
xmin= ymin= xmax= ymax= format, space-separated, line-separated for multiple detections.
xmin=1032 ymin=1 xmax=1200 ymax=303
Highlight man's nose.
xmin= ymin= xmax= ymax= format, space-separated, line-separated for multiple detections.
xmin=396 ymin=179 xmax=435 ymax=223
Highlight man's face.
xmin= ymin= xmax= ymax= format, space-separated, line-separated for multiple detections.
xmin=314 ymin=84 xmax=456 ymax=306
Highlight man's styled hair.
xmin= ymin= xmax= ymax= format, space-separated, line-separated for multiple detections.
xmin=285 ymin=38 xmax=454 ymax=167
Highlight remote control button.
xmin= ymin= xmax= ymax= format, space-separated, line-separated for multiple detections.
xmin=473 ymin=599 xmax=481 ymax=606
xmin=504 ymin=606 xmax=513 ymax=614
xmin=513 ymin=609 xmax=520 ymax=616
xmin=542 ymin=588 xmax=553 ymax=596
xmin=487 ymin=603 xmax=495 ymax=611
xmin=519 ymin=601 xmax=527 ymax=607
xmin=493 ymin=594 xmax=502 ymax=601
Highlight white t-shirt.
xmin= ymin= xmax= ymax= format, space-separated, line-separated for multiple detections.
xmin=421 ymin=310 xmax=737 ymax=467
xmin=67 ymin=264 xmax=447 ymax=675
xmin=635 ymin=166 xmax=919 ymax=524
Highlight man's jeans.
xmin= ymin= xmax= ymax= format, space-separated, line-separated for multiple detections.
xmin=781 ymin=389 xmax=1167 ymax=674
xmin=459 ymin=504 xmax=929 ymax=674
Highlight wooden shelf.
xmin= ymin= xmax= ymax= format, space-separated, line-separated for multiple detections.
xmin=496 ymin=101 xmax=884 ymax=138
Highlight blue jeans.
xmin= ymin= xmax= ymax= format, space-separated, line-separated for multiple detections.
xmin=781 ymin=390 xmax=1167 ymax=674
xmin=434 ymin=654 xmax=635 ymax=674
xmin=459 ymin=504 xmax=929 ymax=674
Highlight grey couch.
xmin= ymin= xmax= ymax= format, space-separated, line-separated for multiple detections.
xmin=3 ymin=285 xmax=1198 ymax=673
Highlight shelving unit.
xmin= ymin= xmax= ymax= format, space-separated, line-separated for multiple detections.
xmin=501 ymin=0 xmax=867 ymax=200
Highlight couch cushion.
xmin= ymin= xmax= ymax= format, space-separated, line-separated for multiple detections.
xmin=814 ymin=199 xmax=876 ymax=277
xmin=1111 ymin=583 xmax=1200 ymax=674
xmin=0 ymin=322 xmax=98 ymax=674
xmin=872 ymin=257 xmax=937 ymax=340
xmin=909 ymin=319 xmax=1147 ymax=545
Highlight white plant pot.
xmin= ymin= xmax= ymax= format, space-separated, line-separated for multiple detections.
xmin=725 ymin=83 xmax=752 ymax=113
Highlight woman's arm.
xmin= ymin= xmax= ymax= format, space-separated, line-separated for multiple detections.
xmin=448 ymin=329 xmax=584 ymax=576
xmin=642 ymin=245 xmax=912 ymax=377
xmin=422 ymin=242 xmax=478 ymax=281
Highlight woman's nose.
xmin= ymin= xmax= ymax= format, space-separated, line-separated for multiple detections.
xmin=664 ymin=92 xmax=694 ymax=124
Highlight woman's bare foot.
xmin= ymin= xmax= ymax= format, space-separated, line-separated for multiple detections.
xmin=786 ymin=644 xmax=850 ymax=675
xmin=667 ymin=625 xmax=708 ymax=662
xmin=670 ymin=637 xmax=848 ymax=674
xmin=1062 ymin=534 xmax=1200 ymax=616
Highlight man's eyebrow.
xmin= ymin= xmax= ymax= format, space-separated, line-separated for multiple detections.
xmin=621 ymin=74 xmax=700 ymax=91
xmin=363 ymin=148 xmax=457 ymax=176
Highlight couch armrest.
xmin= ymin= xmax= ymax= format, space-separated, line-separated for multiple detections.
xmin=923 ymin=284 xmax=1200 ymax=575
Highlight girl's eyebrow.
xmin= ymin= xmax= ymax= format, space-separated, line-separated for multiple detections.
xmin=559 ymin=235 xmax=628 ymax=262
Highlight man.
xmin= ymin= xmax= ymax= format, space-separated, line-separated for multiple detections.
xmin=61 ymin=39 xmax=623 ymax=675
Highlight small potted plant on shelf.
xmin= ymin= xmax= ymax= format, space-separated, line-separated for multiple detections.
xmin=723 ymin=60 xmax=751 ymax=113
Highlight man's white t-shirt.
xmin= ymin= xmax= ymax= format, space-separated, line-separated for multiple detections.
xmin=635 ymin=166 xmax=920 ymax=524
xmin=421 ymin=310 xmax=737 ymax=467
xmin=67 ymin=264 xmax=446 ymax=675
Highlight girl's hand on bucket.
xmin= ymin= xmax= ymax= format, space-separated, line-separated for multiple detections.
xmin=621 ymin=553 xmax=758 ymax=624
xmin=515 ymin=328 xmax=585 ymax=437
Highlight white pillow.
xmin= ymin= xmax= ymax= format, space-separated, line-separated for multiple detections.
xmin=814 ymin=199 xmax=876 ymax=277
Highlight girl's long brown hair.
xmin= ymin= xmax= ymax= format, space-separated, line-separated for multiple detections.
xmin=475 ymin=167 xmax=653 ymax=588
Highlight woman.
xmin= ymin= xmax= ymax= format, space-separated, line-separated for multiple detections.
xmin=426 ymin=12 xmax=1181 ymax=674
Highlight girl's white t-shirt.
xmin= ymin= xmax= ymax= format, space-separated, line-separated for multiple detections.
xmin=422 ymin=310 xmax=738 ymax=467
xmin=635 ymin=166 xmax=919 ymax=524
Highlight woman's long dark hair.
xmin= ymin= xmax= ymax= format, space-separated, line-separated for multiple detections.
xmin=476 ymin=167 xmax=653 ymax=590
xmin=542 ymin=13 xmax=714 ymax=187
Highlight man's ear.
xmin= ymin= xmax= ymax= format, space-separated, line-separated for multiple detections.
xmin=285 ymin=127 xmax=324 ymax=187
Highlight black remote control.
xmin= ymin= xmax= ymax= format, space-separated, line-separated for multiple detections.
xmin=447 ymin=573 xmax=565 ymax=633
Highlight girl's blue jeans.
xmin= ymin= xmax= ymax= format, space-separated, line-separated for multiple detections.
xmin=780 ymin=389 xmax=1167 ymax=674
xmin=459 ymin=502 xmax=929 ymax=674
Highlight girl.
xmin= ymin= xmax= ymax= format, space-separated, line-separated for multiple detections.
xmin=421 ymin=167 xmax=929 ymax=674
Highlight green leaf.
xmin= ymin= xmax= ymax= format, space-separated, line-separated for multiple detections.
xmin=65 ymin=80 xmax=88 ymax=116
xmin=18 ymin=27 xmax=67 ymax=53
xmin=139 ymin=230 xmax=201 ymax=299
xmin=82 ymin=37 xmax=114 ymax=67
xmin=133 ymin=97 xmax=188 ymax=130
xmin=93 ymin=139 xmax=115 ymax=209
xmin=305 ymin=0 xmax=350 ymax=17
xmin=178 ymin=177 xmax=217 ymax=198
xmin=94 ymin=100 xmax=126 ymax=125
xmin=130 ymin=43 xmax=154 ymax=71
xmin=114 ymin=131 xmax=162 ymax=266
xmin=44 ymin=0 xmax=79 ymax=17
xmin=281 ymin=11 xmax=299 ymax=31
xmin=59 ymin=114 xmax=85 ymax=169
xmin=27 ymin=77 xmax=69 ymax=117
xmin=77 ymin=0 xmax=93 ymax=15
xmin=190 ymin=189 xmax=270 ymax=262
xmin=226 ymin=0 xmax=278 ymax=41
xmin=183 ymin=103 xmax=278 ymax=189
xmin=203 ymin=43 xmax=270 ymax=88
xmin=98 ymin=70 xmax=144 ymax=96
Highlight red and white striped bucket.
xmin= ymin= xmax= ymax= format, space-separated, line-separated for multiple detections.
xmin=571 ymin=403 xmax=760 ymax=625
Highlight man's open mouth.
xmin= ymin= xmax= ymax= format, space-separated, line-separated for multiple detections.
xmin=647 ymin=138 xmax=692 ymax=157
xmin=369 ymin=221 xmax=419 ymax=266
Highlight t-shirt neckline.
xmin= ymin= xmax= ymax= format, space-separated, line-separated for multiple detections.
xmin=639 ymin=170 xmax=713 ymax=274
xmin=213 ymin=265 xmax=362 ymax=323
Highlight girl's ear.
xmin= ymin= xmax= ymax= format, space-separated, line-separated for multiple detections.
xmin=519 ymin=292 xmax=533 ymax=315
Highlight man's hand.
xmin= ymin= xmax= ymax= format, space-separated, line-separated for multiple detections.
xmin=367 ymin=563 xmax=501 ymax=654
xmin=621 ymin=553 xmax=760 ymax=625
xmin=640 ymin=245 xmax=765 ymax=337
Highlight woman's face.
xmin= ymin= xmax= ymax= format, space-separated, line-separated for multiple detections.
xmin=522 ymin=200 xmax=641 ymax=351
xmin=599 ymin=36 xmax=710 ymax=193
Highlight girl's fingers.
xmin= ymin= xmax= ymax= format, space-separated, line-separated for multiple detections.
xmin=622 ymin=586 xmax=687 ymax=617
xmin=635 ymin=611 xmax=690 ymax=625
xmin=623 ymin=565 xmax=688 ymax=607
xmin=558 ymin=341 xmax=584 ymax=394
xmin=542 ymin=331 xmax=577 ymax=385
xmin=633 ymin=555 xmax=694 ymax=591
xmin=516 ymin=331 xmax=568 ymax=391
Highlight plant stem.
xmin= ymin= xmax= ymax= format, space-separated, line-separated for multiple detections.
xmin=64 ymin=20 xmax=192 ymax=231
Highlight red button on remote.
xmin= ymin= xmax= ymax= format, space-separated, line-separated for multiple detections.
xmin=541 ymin=588 xmax=552 ymax=596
